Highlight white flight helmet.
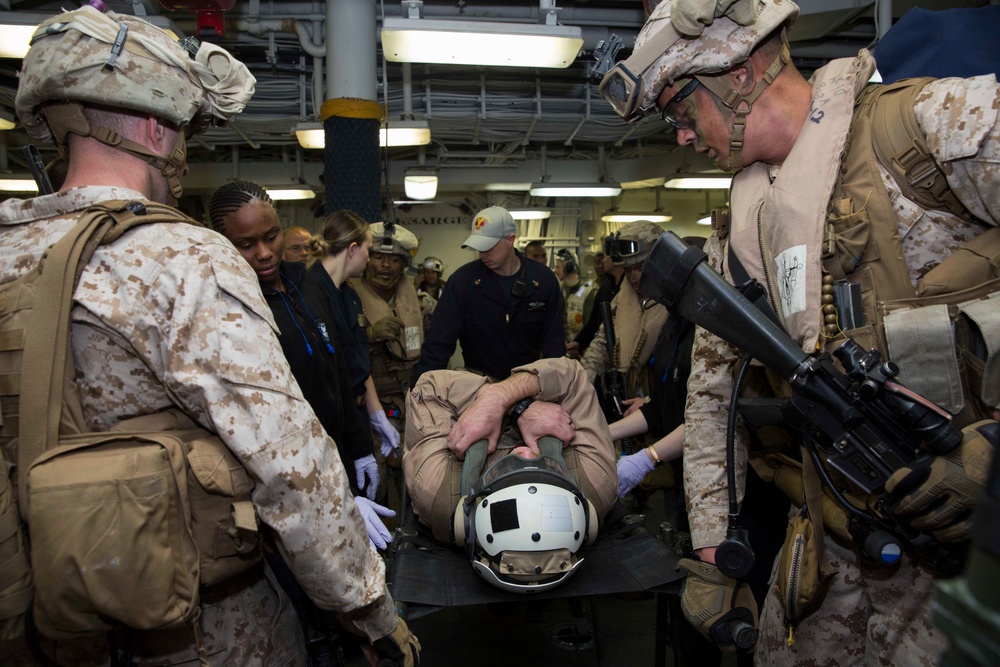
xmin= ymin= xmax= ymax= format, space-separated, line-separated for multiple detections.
xmin=453 ymin=438 xmax=599 ymax=594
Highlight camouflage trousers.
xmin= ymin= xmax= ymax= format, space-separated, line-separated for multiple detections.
xmin=0 ymin=563 xmax=308 ymax=666
xmin=756 ymin=532 xmax=945 ymax=666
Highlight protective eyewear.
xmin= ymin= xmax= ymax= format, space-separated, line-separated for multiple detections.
xmin=660 ymin=78 xmax=700 ymax=131
xmin=603 ymin=232 xmax=647 ymax=262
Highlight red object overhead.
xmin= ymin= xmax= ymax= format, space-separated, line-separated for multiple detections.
xmin=159 ymin=0 xmax=236 ymax=38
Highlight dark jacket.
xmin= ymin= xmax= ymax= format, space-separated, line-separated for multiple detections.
xmin=309 ymin=261 xmax=371 ymax=397
xmin=639 ymin=312 xmax=695 ymax=438
xmin=263 ymin=262 xmax=374 ymax=489
xmin=417 ymin=250 xmax=565 ymax=380
xmin=574 ymin=272 xmax=622 ymax=349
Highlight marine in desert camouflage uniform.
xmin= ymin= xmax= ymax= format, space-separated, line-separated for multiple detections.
xmin=601 ymin=0 xmax=999 ymax=664
xmin=0 ymin=6 xmax=418 ymax=666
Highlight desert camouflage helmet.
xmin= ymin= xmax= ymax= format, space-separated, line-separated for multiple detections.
xmin=15 ymin=6 xmax=254 ymax=199
xmin=370 ymin=222 xmax=419 ymax=261
xmin=16 ymin=6 xmax=254 ymax=143
xmin=611 ymin=220 xmax=664 ymax=268
xmin=632 ymin=0 xmax=798 ymax=114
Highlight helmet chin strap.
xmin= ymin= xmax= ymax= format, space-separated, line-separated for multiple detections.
xmin=43 ymin=103 xmax=189 ymax=199
xmin=693 ymin=42 xmax=791 ymax=174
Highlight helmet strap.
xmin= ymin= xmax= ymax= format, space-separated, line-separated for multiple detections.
xmin=694 ymin=42 xmax=790 ymax=173
xmin=43 ymin=102 xmax=189 ymax=199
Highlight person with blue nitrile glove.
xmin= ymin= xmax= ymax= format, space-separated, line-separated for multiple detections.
xmin=354 ymin=454 xmax=380 ymax=501
xmin=355 ymin=496 xmax=396 ymax=550
xmin=371 ymin=408 xmax=401 ymax=457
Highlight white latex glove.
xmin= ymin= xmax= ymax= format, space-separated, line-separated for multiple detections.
xmin=370 ymin=410 xmax=401 ymax=458
xmin=354 ymin=454 xmax=379 ymax=501
xmin=355 ymin=497 xmax=395 ymax=550
xmin=617 ymin=449 xmax=656 ymax=498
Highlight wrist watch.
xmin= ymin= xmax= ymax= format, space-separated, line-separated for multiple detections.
xmin=647 ymin=445 xmax=665 ymax=468
xmin=510 ymin=398 xmax=535 ymax=425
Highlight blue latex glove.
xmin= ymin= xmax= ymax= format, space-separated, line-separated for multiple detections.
xmin=617 ymin=449 xmax=655 ymax=498
xmin=354 ymin=454 xmax=379 ymax=500
xmin=370 ymin=410 xmax=401 ymax=458
xmin=355 ymin=496 xmax=395 ymax=550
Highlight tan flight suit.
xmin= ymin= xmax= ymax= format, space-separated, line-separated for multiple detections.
xmin=402 ymin=357 xmax=617 ymax=543
xmin=683 ymin=52 xmax=1000 ymax=665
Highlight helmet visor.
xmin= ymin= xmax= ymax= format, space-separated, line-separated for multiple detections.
xmin=479 ymin=453 xmax=576 ymax=492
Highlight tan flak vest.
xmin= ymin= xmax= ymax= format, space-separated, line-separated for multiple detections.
xmin=351 ymin=276 xmax=424 ymax=399
xmin=613 ymin=279 xmax=668 ymax=398
xmin=564 ymin=281 xmax=594 ymax=342
xmin=728 ymin=51 xmax=1000 ymax=427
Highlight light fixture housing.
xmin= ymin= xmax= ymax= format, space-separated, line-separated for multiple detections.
xmin=0 ymin=177 xmax=39 ymax=193
xmin=601 ymin=212 xmax=673 ymax=223
xmin=529 ymin=182 xmax=622 ymax=198
xmin=404 ymin=170 xmax=438 ymax=200
xmin=508 ymin=209 xmax=552 ymax=220
xmin=0 ymin=12 xmax=183 ymax=59
xmin=381 ymin=17 xmax=583 ymax=69
xmin=663 ymin=176 xmax=733 ymax=190
xmin=295 ymin=120 xmax=431 ymax=149
xmin=267 ymin=188 xmax=316 ymax=201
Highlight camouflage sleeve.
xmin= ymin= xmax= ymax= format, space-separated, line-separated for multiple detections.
xmin=682 ymin=234 xmax=748 ymax=550
xmin=580 ymin=322 xmax=608 ymax=384
xmin=915 ymin=75 xmax=1000 ymax=225
xmin=84 ymin=230 xmax=398 ymax=640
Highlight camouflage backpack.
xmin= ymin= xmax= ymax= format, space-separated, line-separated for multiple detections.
xmin=0 ymin=199 xmax=261 ymax=643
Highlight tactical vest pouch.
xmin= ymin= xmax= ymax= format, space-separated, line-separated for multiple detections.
xmin=774 ymin=509 xmax=831 ymax=624
xmin=0 ymin=447 xmax=32 ymax=641
xmin=111 ymin=411 xmax=261 ymax=587
xmin=27 ymin=432 xmax=199 ymax=639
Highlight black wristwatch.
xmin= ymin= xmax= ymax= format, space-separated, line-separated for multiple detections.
xmin=509 ymin=398 xmax=535 ymax=425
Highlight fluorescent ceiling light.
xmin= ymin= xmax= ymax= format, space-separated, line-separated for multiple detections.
xmin=663 ymin=176 xmax=732 ymax=190
xmin=295 ymin=121 xmax=431 ymax=149
xmin=0 ymin=178 xmax=39 ymax=193
xmin=404 ymin=173 xmax=438 ymax=200
xmin=601 ymin=212 xmax=673 ymax=223
xmin=529 ymin=182 xmax=622 ymax=198
xmin=696 ymin=215 xmax=713 ymax=226
xmin=508 ymin=209 xmax=551 ymax=220
xmin=267 ymin=188 xmax=316 ymax=201
xmin=483 ymin=183 xmax=532 ymax=192
xmin=381 ymin=17 xmax=583 ymax=69
xmin=0 ymin=109 xmax=15 ymax=131
xmin=0 ymin=13 xmax=182 ymax=59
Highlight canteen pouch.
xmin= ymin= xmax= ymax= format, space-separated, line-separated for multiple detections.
xmin=26 ymin=433 xmax=200 ymax=640
xmin=775 ymin=509 xmax=832 ymax=624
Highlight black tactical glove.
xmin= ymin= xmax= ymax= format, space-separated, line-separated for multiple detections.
xmin=677 ymin=558 xmax=758 ymax=651
xmin=372 ymin=617 xmax=421 ymax=667
xmin=370 ymin=316 xmax=405 ymax=343
xmin=884 ymin=419 xmax=996 ymax=543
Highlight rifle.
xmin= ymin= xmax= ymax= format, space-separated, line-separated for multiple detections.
xmin=599 ymin=301 xmax=637 ymax=455
xmin=23 ymin=145 xmax=54 ymax=195
xmin=640 ymin=231 xmax=967 ymax=574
